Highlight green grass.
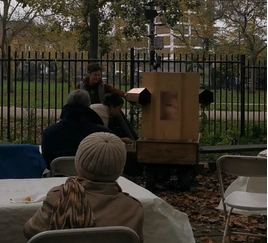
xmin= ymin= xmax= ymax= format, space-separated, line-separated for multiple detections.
xmin=214 ymin=90 xmax=266 ymax=103
xmin=0 ymin=81 xmax=132 ymax=109
xmin=0 ymin=81 xmax=266 ymax=111
xmin=211 ymin=90 xmax=266 ymax=112
xmin=1 ymin=81 xmax=73 ymax=109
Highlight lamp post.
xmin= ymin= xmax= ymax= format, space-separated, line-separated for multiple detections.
xmin=144 ymin=2 xmax=160 ymax=71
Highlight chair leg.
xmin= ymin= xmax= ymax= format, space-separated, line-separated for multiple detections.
xmin=222 ymin=207 xmax=233 ymax=243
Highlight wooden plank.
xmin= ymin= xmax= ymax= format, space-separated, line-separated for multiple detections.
xmin=199 ymin=144 xmax=267 ymax=153
xmin=137 ymin=141 xmax=198 ymax=165
xmin=137 ymin=137 xmax=200 ymax=144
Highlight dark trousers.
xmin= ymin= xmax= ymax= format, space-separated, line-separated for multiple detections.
xmin=108 ymin=113 xmax=143 ymax=176
xmin=108 ymin=112 xmax=137 ymax=140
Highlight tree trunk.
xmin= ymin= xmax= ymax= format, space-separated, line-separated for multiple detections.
xmin=204 ymin=38 xmax=210 ymax=54
xmin=89 ymin=12 xmax=99 ymax=60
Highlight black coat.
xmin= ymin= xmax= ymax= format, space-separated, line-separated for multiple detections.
xmin=42 ymin=104 xmax=110 ymax=169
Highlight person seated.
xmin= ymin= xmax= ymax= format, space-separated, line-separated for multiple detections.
xmin=23 ymin=132 xmax=144 ymax=242
xmin=90 ymin=94 xmax=133 ymax=144
xmin=41 ymin=89 xmax=110 ymax=169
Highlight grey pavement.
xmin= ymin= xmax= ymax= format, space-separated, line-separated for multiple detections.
xmin=200 ymin=109 xmax=266 ymax=121
xmin=0 ymin=106 xmax=266 ymax=121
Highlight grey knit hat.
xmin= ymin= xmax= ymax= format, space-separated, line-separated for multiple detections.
xmin=75 ymin=132 xmax=126 ymax=182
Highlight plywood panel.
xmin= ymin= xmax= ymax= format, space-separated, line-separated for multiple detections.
xmin=141 ymin=72 xmax=183 ymax=140
xmin=141 ymin=72 xmax=199 ymax=141
xmin=181 ymin=73 xmax=200 ymax=140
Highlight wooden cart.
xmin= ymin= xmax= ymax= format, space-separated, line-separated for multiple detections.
xmin=137 ymin=136 xmax=199 ymax=191
xmin=128 ymin=72 xmax=200 ymax=191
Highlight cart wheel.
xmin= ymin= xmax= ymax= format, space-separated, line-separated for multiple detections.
xmin=145 ymin=166 xmax=156 ymax=192
xmin=177 ymin=166 xmax=196 ymax=191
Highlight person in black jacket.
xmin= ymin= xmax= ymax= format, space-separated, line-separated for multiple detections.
xmin=41 ymin=89 xmax=110 ymax=169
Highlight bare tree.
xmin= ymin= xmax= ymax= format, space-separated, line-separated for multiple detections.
xmin=0 ymin=0 xmax=44 ymax=53
xmin=0 ymin=0 xmax=45 ymax=89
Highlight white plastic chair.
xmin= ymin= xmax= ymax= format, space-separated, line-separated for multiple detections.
xmin=27 ymin=226 xmax=140 ymax=243
xmin=216 ymin=155 xmax=267 ymax=243
xmin=50 ymin=156 xmax=77 ymax=177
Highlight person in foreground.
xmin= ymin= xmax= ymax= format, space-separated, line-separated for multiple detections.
xmin=41 ymin=89 xmax=110 ymax=169
xmin=24 ymin=132 xmax=144 ymax=242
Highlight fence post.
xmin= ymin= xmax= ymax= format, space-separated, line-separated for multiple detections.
xmin=240 ymin=55 xmax=246 ymax=137
xmin=7 ymin=46 xmax=11 ymax=140
xmin=129 ymin=48 xmax=135 ymax=126
xmin=130 ymin=48 xmax=135 ymax=89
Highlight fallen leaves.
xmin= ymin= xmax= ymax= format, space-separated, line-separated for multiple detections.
xmin=197 ymin=236 xmax=215 ymax=243
xmin=151 ymin=168 xmax=267 ymax=243
xmin=256 ymin=224 xmax=267 ymax=230
xmin=208 ymin=219 xmax=218 ymax=223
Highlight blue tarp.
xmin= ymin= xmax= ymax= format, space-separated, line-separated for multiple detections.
xmin=0 ymin=145 xmax=46 ymax=179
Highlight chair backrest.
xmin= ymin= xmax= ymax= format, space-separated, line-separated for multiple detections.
xmin=216 ymin=155 xmax=267 ymax=217
xmin=27 ymin=226 xmax=140 ymax=243
xmin=50 ymin=156 xmax=77 ymax=177
xmin=216 ymin=155 xmax=267 ymax=177
xmin=0 ymin=145 xmax=46 ymax=179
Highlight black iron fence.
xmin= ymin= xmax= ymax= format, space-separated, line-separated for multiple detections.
xmin=0 ymin=47 xmax=266 ymax=144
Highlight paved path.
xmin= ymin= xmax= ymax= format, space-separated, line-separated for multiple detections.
xmin=200 ymin=110 xmax=266 ymax=121
xmin=0 ymin=107 xmax=266 ymax=121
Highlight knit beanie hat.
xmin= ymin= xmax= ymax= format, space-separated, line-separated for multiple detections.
xmin=75 ymin=132 xmax=126 ymax=182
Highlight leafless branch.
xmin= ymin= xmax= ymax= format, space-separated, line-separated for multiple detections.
xmin=7 ymin=2 xmax=20 ymax=22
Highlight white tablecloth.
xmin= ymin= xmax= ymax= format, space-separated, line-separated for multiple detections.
xmin=216 ymin=151 xmax=267 ymax=215
xmin=0 ymin=177 xmax=195 ymax=243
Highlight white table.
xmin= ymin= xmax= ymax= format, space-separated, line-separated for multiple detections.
xmin=216 ymin=151 xmax=267 ymax=215
xmin=0 ymin=177 xmax=195 ymax=243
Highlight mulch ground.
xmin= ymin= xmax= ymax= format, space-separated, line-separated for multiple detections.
xmin=135 ymin=168 xmax=267 ymax=243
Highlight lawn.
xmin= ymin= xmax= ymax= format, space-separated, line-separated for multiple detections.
xmin=1 ymin=81 xmax=74 ymax=110
xmin=0 ymin=81 xmax=266 ymax=111
xmin=0 ymin=81 xmax=132 ymax=109
xmin=211 ymin=90 xmax=266 ymax=112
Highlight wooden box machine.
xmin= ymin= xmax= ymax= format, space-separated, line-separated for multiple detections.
xmin=137 ymin=72 xmax=200 ymax=165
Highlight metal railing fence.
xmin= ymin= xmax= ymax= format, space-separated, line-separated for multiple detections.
xmin=0 ymin=47 xmax=266 ymax=144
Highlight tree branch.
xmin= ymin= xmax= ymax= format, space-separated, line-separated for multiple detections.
xmin=7 ymin=2 xmax=20 ymax=22
xmin=257 ymin=45 xmax=267 ymax=55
